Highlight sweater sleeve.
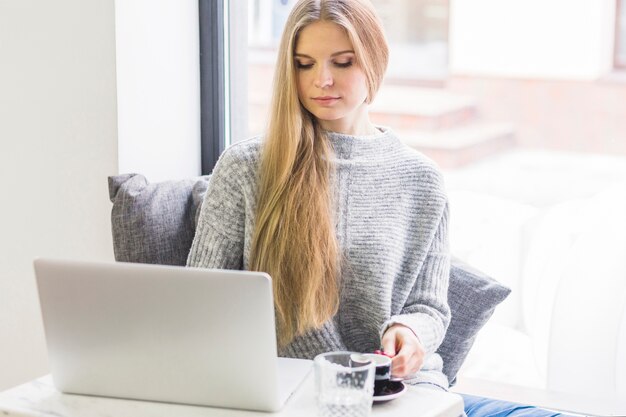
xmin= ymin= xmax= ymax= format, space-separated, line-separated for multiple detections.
xmin=186 ymin=148 xmax=246 ymax=270
xmin=380 ymin=201 xmax=451 ymax=356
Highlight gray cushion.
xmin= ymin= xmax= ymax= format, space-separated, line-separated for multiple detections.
xmin=436 ymin=257 xmax=511 ymax=384
xmin=107 ymin=174 xmax=510 ymax=384
xmin=107 ymin=173 xmax=210 ymax=265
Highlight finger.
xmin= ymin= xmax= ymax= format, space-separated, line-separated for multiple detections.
xmin=392 ymin=342 xmax=425 ymax=377
xmin=391 ymin=348 xmax=412 ymax=377
xmin=402 ymin=348 xmax=424 ymax=375
xmin=380 ymin=330 xmax=397 ymax=357
xmin=390 ymin=359 xmax=405 ymax=377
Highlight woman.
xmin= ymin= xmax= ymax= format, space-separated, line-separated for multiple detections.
xmin=187 ymin=0 xmax=450 ymax=389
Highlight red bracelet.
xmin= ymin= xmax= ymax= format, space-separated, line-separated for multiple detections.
xmin=373 ymin=349 xmax=394 ymax=358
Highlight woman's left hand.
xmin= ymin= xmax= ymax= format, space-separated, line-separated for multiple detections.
xmin=380 ymin=324 xmax=425 ymax=378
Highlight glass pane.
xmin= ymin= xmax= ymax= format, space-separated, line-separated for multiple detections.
xmin=236 ymin=0 xmax=626 ymax=399
xmin=246 ymin=0 xmax=295 ymax=138
xmin=371 ymin=0 xmax=448 ymax=80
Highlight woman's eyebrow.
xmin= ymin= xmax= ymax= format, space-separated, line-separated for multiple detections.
xmin=294 ymin=50 xmax=355 ymax=58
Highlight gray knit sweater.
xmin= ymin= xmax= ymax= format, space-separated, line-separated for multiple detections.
xmin=187 ymin=127 xmax=452 ymax=388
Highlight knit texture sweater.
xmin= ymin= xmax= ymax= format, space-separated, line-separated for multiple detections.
xmin=187 ymin=127 xmax=452 ymax=388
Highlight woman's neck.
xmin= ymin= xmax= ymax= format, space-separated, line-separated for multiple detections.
xmin=318 ymin=106 xmax=379 ymax=136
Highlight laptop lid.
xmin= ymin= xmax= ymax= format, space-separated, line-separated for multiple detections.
xmin=33 ymin=258 xmax=310 ymax=412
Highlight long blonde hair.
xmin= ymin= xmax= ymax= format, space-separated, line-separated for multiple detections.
xmin=250 ymin=0 xmax=389 ymax=348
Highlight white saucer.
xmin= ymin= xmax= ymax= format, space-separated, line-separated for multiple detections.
xmin=373 ymin=381 xmax=406 ymax=403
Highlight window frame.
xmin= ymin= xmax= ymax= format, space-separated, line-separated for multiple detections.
xmin=198 ymin=0 xmax=228 ymax=174
xmin=615 ymin=0 xmax=626 ymax=69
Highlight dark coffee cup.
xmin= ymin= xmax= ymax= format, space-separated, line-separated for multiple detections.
xmin=350 ymin=353 xmax=392 ymax=395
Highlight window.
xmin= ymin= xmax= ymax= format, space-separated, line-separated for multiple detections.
xmin=225 ymin=1 xmax=626 ymax=405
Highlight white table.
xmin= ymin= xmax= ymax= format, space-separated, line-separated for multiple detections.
xmin=0 ymin=374 xmax=464 ymax=417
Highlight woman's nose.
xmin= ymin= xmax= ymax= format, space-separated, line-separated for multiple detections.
xmin=314 ymin=65 xmax=333 ymax=88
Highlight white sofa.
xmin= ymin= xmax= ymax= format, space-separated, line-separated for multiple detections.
xmin=444 ymin=150 xmax=626 ymax=416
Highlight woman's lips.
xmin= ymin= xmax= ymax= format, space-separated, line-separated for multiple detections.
xmin=313 ymin=96 xmax=340 ymax=106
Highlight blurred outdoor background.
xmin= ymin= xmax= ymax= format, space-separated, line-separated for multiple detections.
xmin=236 ymin=0 xmax=626 ymax=398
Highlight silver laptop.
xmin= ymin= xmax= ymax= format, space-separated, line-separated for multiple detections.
xmin=33 ymin=258 xmax=312 ymax=412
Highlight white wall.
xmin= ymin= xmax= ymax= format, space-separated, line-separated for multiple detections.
xmin=0 ymin=0 xmax=202 ymax=390
xmin=0 ymin=0 xmax=118 ymax=390
xmin=115 ymin=0 xmax=201 ymax=182
xmin=449 ymin=0 xmax=616 ymax=80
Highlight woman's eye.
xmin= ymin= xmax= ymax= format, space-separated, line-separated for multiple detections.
xmin=295 ymin=62 xmax=313 ymax=70
xmin=335 ymin=61 xmax=353 ymax=68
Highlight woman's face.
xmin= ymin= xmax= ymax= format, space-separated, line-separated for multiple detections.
xmin=294 ymin=20 xmax=371 ymax=135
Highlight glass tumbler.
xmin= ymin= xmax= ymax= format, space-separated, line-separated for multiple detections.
xmin=314 ymin=351 xmax=376 ymax=417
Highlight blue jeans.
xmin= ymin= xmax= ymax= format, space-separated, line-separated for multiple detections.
xmin=461 ymin=394 xmax=578 ymax=417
